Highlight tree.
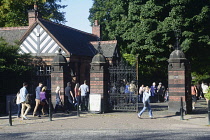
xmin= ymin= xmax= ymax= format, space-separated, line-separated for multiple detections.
xmin=0 ymin=0 xmax=67 ymax=27
xmin=0 ymin=38 xmax=31 ymax=73
xmin=89 ymin=0 xmax=210 ymax=84
xmin=0 ymin=38 xmax=32 ymax=94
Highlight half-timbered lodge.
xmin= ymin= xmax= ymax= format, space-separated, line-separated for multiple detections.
xmin=0 ymin=9 xmax=118 ymax=114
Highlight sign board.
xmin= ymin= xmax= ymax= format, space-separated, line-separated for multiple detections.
xmin=89 ymin=94 xmax=101 ymax=112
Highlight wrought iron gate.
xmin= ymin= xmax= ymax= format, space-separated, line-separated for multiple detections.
xmin=108 ymin=59 xmax=138 ymax=111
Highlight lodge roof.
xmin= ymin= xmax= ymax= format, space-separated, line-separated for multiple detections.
xmin=90 ymin=40 xmax=117 ymax=58
xmin=0 ymin=18 xmax=117 ymax=58
xmin=0 ymin=27 xmax=28 ymax=45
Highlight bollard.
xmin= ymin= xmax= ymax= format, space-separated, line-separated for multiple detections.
xmin=77 ymin=103 xmax=80 ymax=117
xmin=208 ymin=100 xmax=210 ymax=125
xmin=180 ymin=97 xmax=184 ymax=120
xmin=49 ymin=98 xmax=52 ymax=121
xmin=9 ymin=101 xmax=12 ymax=126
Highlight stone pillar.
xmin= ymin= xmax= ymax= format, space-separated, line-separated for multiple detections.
xmin=168 ymin=50 xmax=191 ymax=114
xmin=90 ymin=53 xmax=108 ymax=113
xmin=51 ymin=49 xmax=68 ymax=108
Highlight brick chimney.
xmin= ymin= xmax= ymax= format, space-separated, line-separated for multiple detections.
xmin=28 ymin=4 xmax=38 ymax=26
xmin=92 ymin=20 xmax=101 ymax=39
xmin=28 ymin=10 xmax=37 ymax=26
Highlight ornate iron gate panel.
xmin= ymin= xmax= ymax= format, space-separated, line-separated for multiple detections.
xmin=108 ymin=59 xmax=138 ymax=112
xmin=109 ymin=94 xmax=138 ymax=111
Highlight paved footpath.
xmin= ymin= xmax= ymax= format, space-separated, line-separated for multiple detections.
xmin=0 ymin=100 xmax=210 ymax=140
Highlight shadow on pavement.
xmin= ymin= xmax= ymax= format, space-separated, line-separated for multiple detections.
xmin=0 ymin=129 xmax=210 ymax=140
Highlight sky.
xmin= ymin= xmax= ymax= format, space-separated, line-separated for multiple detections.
xmin=59 ymin=0 xmax=94 ymax=33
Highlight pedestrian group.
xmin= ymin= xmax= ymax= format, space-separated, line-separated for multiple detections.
xmin=15 ymin=80 xmax=209 ymax=120
xmin=16 ymin=80 xmax=89 ymax=120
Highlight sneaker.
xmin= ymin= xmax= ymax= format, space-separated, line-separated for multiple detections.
xmin=33 ymin=114 xmax=37 ymax=117
xmin=137 ymin=115 xmax=141 ymax=119
xmin=38 ymin=115 xmax=41 ymax=117
xmin=150 ymin=116 xmax=154 ymax=119
xmin=22 ymin=115 xmax=28 ymax=120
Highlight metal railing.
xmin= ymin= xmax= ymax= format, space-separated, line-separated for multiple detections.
xmin=109 ymin=94 xmax=138 ymax=112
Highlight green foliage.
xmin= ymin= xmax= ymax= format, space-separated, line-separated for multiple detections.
xmin=192 ymin=72 xmax=210 ymax=84
xmin=0 ymin=38 xmax=32 ymax=74
xmin=0 ymin=0 xmax=66 ymax=27
xmin=204 ymin=88 xmax=210 ymax=100
xmin=0 ymin=38 xmax=33 ymax=96
xmin=123 ymin=53 xmax=136 ymax=66
xmin=89 ymin=0 xmax=210 ymax=84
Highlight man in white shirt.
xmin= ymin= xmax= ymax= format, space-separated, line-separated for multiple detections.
xmin=19 ymin=82 xmax=31 ymax=120
xmin=79 ymin=80 xmax=89 ymax=111
xmin=202 ymin=83 xmax=209 ymax=95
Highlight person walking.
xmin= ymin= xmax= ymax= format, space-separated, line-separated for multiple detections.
xmin=191 ymin=84 xmax=198 ymax=110
xmin=19 ymin=82 xmax=31 ymax=120
xmin=16 ymin=91 xmax=21 ymax=118
xmin=124 ymin=82 xmax=130 ymax=103
xmin=137 ymin=86 xmax=153 ymax=119
xmin=164 ymin=88 xmax=169 ymax=102
xmin=65 ymin=82 xmax=75 ymax=113
xmin=79 ymin=80 xmax=89 ymax=111
xmin=39 ymin=86 xmax=48 ymax=115
xmin=74 ymin=83 xmax=81 ymax=110
xmin=54 ymin=86 xmax=62 ymax=113
xmin=157 ymin=82 xmax=165 ymax=102
xmin=196 ymin=83 xmax=203 ymax=99
xmin=129 ymin=81 xmax=137 ymax=103
xmin=150 ymin=82 xmax=157 ymax=103
xmin=202 ymin=83 xmax=209 ymax=97
xmin=33 ymin=82 xmax=43 ymax=117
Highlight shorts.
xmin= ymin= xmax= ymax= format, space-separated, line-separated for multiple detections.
xmin=192 ymin=95 xmax=197 ymax=102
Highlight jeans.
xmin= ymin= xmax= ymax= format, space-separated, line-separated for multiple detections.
xmin=17 ymin=103 xmax=21 ymax=117
xmin=81 ymin=95 xmax=88 ymax=111
xmin=138 ymin=94 xmax=143 ymax=103
xmin=54 ymin=98 xmax=64 ymax=113
xmin=75 ymin=96 xmax=81 ymax=106
xmin=65 ymin=97 xmax=74 ymax=111
xmin=138 ymin=102 xmax=153 ymax=117
xmin=125 ymin=93 xmax=129 ymax=103
xmin=129 ymin=92 xmax=134 ymax=103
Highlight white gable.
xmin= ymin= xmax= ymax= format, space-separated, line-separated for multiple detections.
xmin=19 ymin=24 xmax=65 ymax=55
